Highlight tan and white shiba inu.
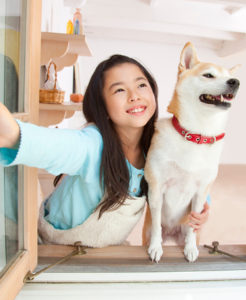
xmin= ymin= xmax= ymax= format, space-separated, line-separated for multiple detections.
xmin=144 ymin=42 xmax=240 ymax=262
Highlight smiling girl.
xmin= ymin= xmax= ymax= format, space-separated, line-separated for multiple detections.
xmin=0 ymin=54 xmax=208 ymax=246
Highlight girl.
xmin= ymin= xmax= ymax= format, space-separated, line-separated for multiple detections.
xmin=0 ymin=54 xmax=209 ymax=247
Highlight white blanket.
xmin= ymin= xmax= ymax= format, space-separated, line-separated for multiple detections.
xmin=38 ymin=195 xmax=146 ymax=247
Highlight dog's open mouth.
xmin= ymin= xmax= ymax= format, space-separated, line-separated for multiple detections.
xmin=199 ymin=94 xmax=233 ymax=108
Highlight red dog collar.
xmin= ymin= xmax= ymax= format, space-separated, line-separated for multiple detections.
xmin=172 ymin=116 xmax=225 ymax=144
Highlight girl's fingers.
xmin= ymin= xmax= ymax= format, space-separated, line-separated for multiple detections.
xmin=190 ymin=203 xmax=210 ymax=220
xmin=189 ymin=216 xmax=202 ymax=225
xmin=190 ymin=208 xmax=209 ymax=218
xmin=190 ymin=211 xmax=201 ymax=218
xmin=190 ymin=212 xmax=202 ymax=220
xmin=188 ymin=203 xmax=210 ymax=230
xmin=188 ymin=223 xmax=200 ymax=231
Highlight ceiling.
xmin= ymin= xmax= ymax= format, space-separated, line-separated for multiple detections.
xmin=76 ymin=0 xmax=246 ymax=57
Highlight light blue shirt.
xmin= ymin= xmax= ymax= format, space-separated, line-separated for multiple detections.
xmin=0 ymin=121 xmax=144 ymax=229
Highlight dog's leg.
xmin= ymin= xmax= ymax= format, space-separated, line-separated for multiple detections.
xmin=181 ymin=223 xmax=199 ymax=262
xmin=147 ymin=185 xmax=164 ymax=262
xmin=182 ymin=188 xmax=208 ymax=262
xmin=142 ymin=205 xmax=151 ymax=246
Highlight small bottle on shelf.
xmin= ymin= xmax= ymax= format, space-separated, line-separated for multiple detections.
xmin=73 ymin=8 xmax=83 ymax=35
xmin=66 ymin=20 xmax=74 ymax=34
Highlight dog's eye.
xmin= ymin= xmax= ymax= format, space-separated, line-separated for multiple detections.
xmin=203 ymin=73 xmax=215 ymax=78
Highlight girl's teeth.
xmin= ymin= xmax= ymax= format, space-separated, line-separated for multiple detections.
xmin=130 ymin=108 xmax=144 ymax=113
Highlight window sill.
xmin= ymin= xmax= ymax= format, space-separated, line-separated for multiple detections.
xmin=30 ymin=244 xmax=246 ymax=283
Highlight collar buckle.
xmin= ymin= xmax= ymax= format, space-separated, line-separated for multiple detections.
xmin=184 ymin=132 xmax=192 ymax=140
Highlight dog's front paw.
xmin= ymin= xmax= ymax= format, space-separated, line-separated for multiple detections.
xmin=184 ymin=245 xmax=199 ymax=262
xmin=148 ymin=242 xmax=163 ymax=263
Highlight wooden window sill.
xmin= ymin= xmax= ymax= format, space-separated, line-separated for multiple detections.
xmin=38 ymin=244 xmax=246 ymax=260
xmin=30 ymin=244 xmax=246 ymax=283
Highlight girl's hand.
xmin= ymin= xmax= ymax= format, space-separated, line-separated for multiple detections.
xmin=0 ymin=103 xmax=20 ymax=148
xmin=188 ymin=202 xmax=210 ymax=232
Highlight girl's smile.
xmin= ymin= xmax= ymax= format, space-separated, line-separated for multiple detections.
xmin=126 ymin=105 xmax=147 ymax=115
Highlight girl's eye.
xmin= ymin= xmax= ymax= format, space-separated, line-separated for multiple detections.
xmin=114 ymin=88 xmax=124 ymax=94
xmin=203 ymin=73 xmax=215 ymax=78
xmin=139 ymin=83 xmax=147 ymax=88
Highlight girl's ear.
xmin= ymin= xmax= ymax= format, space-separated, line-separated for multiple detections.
xmin=178 ymin=42 xmax=200 ymax=73
xmin=229 ymin=64 xmax=241 ymax=75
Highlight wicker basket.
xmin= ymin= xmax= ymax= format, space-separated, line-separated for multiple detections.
xmin=39 ymin=61 xmax=65 ymax=104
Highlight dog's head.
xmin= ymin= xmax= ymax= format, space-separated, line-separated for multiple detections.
xmin=168 ymin=42 xmax=240 ymax=118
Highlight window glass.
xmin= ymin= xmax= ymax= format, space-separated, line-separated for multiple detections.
xmin=0 ymin=0 xmax=25 ymax=274
xmin=0 ymin=0 xmax=24 ymax=113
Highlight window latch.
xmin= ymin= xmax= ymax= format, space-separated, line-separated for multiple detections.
xmin=204 ymin=241 xmax=246 ymax=262
xmin=24 ymin=241 xmax=87 ymax=282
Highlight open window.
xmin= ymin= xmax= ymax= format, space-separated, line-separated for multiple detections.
xmin=0 ymin=0 xmax=41 ymax=299
xmin=1 ymin=0 xmax=246 ymax=298
xmin=34 ymin=1 xmax=246 ymax=286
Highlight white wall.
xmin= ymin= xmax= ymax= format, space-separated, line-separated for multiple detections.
xmin=76 ymin=37 xmax=246 ymax=164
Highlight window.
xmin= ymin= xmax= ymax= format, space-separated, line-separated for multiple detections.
xmin=1 ymin=1 xmax=246 ymax=299
xmin=0 ymin=0 xmax=41 ymax=298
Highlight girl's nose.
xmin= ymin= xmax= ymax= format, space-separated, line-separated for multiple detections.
xmin=128 ymin=91 xmax=140 ymax=102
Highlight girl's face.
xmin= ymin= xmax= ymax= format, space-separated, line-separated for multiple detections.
xmin=103 ymin=63 xmax=156 ymax=134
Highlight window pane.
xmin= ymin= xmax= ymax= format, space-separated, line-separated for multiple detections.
xmin=0 ymin=0 xmax=25 ymax=113
xmin=0 ymin=166 xmax=19 ymax=273
xmin=0 ymin=0 xmax=25 ymax=274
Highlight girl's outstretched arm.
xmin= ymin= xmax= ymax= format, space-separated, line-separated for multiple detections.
xmin=0 ymin=103 xmax=20 ymax=148
xmin=0 ymin=108 xmax=103 ymax=177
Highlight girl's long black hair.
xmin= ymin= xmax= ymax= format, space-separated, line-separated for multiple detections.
xmin=55 ymin=55 xmax=159 ymax=217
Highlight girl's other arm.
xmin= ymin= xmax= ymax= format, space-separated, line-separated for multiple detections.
xmin=0 ymin=103 xmax=20 ymax=148
xmin=188 ymin=202 xmax=210 ymax=232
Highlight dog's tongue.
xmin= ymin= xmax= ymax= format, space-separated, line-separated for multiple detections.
xmin=215 ymin=95 xmax=221 ymax=101
xmin=215 ymin=94 xmax=234 ymax=101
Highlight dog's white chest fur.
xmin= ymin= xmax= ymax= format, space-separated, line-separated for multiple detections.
xmin=146 ymin=118 xmax=220 ymax=229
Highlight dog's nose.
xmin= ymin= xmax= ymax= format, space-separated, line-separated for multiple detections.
xmin=227 ymin=78 xmax=240 ymax=89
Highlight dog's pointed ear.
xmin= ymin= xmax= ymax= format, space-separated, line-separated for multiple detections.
xmin=229 ymin=64 xmax=241 ymax=75
xmin=179 ymin=42 xmax=199 ymax=73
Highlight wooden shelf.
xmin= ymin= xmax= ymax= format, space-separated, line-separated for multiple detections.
xmin=39 ymin=101 xmax=83 ymax=126
xmin=39 ymin=102 xmax=82 ymax=111
xmin=41 ymin=32 xmax=91 ymax=71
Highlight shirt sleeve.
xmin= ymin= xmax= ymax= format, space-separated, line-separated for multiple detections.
xmin=0 ymin=120 xmax=103 ymax=177
xmin=206 ymin=194 xmax=211 ymax=205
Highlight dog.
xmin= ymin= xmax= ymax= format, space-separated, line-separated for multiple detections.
xmin=143 ymin=42 xmax=240 ymax=262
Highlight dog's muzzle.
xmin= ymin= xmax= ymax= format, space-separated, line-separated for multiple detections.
xmin=199 ymin=78 xmax=240 ymax=109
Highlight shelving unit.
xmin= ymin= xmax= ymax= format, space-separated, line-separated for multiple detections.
xmin=39 ymin=32 xmax=90 ymax=126
xmin=41 ymin=32 xmax=91 ymax=71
